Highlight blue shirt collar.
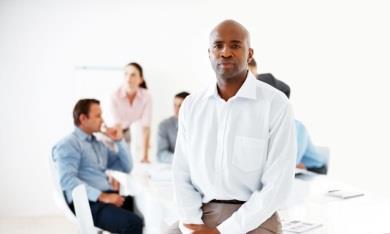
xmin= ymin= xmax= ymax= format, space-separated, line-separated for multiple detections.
xmin=74 ymin=127 xmax=94 ymax=141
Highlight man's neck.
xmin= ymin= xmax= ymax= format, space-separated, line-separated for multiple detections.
xmin=216 ymin=70 xmax=248 ymax=101
xmin=78 ymin=126 xmax=93 ymax=135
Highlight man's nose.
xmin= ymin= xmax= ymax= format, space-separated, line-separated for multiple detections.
xmin=221 ymin=46 xmax=233 ymax=58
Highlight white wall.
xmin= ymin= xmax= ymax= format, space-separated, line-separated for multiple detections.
xmin=1 ymin=0 xmax=389 ymax=217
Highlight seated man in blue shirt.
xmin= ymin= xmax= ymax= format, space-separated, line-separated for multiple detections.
xmin=156 ymin=91 xmax=190 ymax=164
xmin=52 ymin=98 xmax=143 ymax=234
xmin=249 ymin=60 xmax=327 ymax=174
xmin=295 ymin=120 xmax=327 ymax=174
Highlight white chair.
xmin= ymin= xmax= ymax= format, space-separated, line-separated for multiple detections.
xmin=72 ymin=184 xmax=101 ymax=234
xmin=48 ymin=155 xmax=77 ymax=224
xmin=48 ymin=155 xmax=104 ymax=234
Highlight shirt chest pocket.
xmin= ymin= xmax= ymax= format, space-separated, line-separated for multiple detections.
xmin=233 ymin=136 xmax=267 ymax=172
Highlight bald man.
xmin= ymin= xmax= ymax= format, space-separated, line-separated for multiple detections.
xmin=172 ymin=20 xmax=297 ymax=234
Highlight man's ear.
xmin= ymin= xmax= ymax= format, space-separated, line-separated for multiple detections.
xmin=79 ymin=114 xmax=87 ymax=124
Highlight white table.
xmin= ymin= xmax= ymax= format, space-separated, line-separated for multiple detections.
xmin=111 ymin=164 xmax=177 ymax=233
xmin=114 ymin=164 xmax=390 ymax=234
xmin=281 ymin=174 xmax=390 ymax=233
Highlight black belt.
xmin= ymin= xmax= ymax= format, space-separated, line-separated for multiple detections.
xmin=210 ymin=199 xmax=245 ymax=204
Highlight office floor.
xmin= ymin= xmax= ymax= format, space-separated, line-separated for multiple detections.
xmin=0 ymin=215 xmax=78 ymax=234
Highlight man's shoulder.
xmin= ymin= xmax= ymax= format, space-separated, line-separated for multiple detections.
xmin=257 ymin=73 xmax=276 ymax=85
xmin=182 ymin=88 xmax=209 ymax=106
xmin=257 ymin=73 xmax=290 ymax=98
xmin=159 ymin=116 xmax=176 ymax=128
xmin=253 ymin=78 xmax=289 ymax=103
xmin=53 ymin=131 xmax=81 ymax=151
xmin=294 ymin=120 xmax=308 ymax=133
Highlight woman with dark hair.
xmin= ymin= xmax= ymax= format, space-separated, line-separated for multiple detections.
xmin=109 ymin=62 xmax=152 ymax=163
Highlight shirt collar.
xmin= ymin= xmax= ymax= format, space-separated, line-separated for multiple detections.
xmin=74 ymin=127 xmax=94 ymax=141
xmin=119 ymin=86 xmax=143 ymax=99
xmin=205 ymin=71 xmax=257 ymax=100
xmin=119 ymin=86 xmax=127 ymax=98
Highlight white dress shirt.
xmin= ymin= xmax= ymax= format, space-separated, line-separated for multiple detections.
xmin=172 ymin=72 xmax=297 ymax=234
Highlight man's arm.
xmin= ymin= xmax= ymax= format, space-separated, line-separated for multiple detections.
xmin=53 ymin=141 xmax=102 ymax=202
xmin=296 ymin=120 xmax=325 ymax=168
xmin=217 ymin=102 xmax=297 ymax=234
xmin=302 ymin=137 xmax=326 ymax=168
xmin=107 ymin=140 xmax=132 ymax=173
xmin=172 ymin=101 xmax=204 ymax=225
xmin=156 ymin=121 xmax=174 ymax=163
xmin=106 ymin=127 xmax=132 ymax=173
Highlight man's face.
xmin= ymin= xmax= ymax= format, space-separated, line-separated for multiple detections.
xmin=209 ymin=24 xmax=253 ymax=80
xmin=173 ymin=97 xmax=184 ymax=118
xmin=80 ymin=103 xmax=103 ymax=133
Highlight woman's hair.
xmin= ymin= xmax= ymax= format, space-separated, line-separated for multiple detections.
xmin=126 ymin=62 xmax=147 ymax=89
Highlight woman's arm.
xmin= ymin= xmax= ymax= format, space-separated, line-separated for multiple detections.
xmin=141 ymin=126 xmax=151 ymax=163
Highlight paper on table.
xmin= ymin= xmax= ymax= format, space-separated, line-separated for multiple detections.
xmin=326 ymin=189 xmax=364 ymax=199
xmin=282 ymin=220 xmax=322 ymax=233
xmin=146 ymin=164 xmax=173 ymax=182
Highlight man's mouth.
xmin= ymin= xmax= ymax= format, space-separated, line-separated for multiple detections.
xmin=218 ymin=62 xmax=235 ymax=68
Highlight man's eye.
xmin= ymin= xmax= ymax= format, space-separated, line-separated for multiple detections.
xmin=214 ymin=44 xmax=223 ymax=49
xmin=232 ymin=44 xmax=241 ymax=49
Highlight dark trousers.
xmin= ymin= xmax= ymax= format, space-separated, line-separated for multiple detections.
xmin=307 ymin=165 xmax=328 ymax=174
xmin=69 ymin=192 xmax=143 ymax=234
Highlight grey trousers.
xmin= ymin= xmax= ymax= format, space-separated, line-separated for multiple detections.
xmin=123 ymin=128 xmax=131 ymax=144
xmin=165 ymin=202 xmax=281 ymax=234
xmin=202 ymin=202 xmax=282 ymax=234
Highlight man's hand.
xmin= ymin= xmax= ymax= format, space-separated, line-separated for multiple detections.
xmin=108 ymin=175 xmax=120 ymax=192
xmin=98 ymin=192 xmax=124 ymax=207
xmin=184 ymin=224 xmax=220 ymax=234
xmin=104 ymin=125 xmax=123 ymax=141
xmin=296 ymin=163 xmax=306 ymax=169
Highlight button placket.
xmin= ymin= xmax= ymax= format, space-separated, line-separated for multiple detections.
xmin=216 ymin=100 xmax=230 ymax=192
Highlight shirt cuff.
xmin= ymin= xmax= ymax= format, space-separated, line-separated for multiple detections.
xmin=158 ymin=151 xmax=174 ymax=164
xmin=115 ymin=139 xmax=127 ymax=148
xmin=181 ymin=218 xmax=204 ymax=225
xmin=217 ymin=216 xmax=242 ymax=234
xmin=86 ymin=186 xmax=102 ymax=202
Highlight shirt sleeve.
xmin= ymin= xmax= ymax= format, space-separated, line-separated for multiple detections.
xmin=172 ymin=100 xmax=204 ymax=225
xmin=107 ymin=139 xmax=132 ymax=173
xmin=301 ymin=135 xmax=325 ymax=168
xmin=217 ymin=102 xmax=297 ymax=234
xmin=156 ymin=120 xmax=174 ymax=163
xmin=141 ymin=92 xmax=152 ymax=127
xmin=296 ymin=120 xmax=325 ymax=168
xmin=52 ymin=141 xmax=101 ymax=202
xmin=295 ymin=120 xmax=309 ymax=164
xmin=107 ymin=93 xmax=123 ymax=127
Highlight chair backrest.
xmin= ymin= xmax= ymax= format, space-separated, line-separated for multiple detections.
xmin=72 ymin=184 xmax=96 ymax=234
xmin=316 ymin=146 xmax=330 ymax=170
xmin=48 ymin=154 xmax=77 ymax=224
